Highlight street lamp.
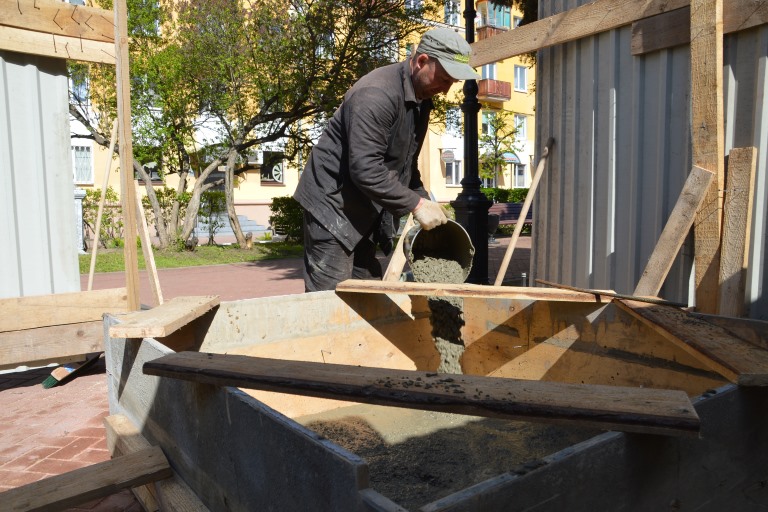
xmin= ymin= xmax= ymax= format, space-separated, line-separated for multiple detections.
xmin=451 ymin=1 xmax=491 ymax=284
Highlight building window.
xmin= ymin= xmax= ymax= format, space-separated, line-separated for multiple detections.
xmin=445 ymin=1 xmax=460 ymax=26
xmin=514 ymin=114 xmax=527 ymax=140
xmin=513 ymin=164 xmax=526 ymax=187
xmin=481 ymin=176 xmax=497 ymax=188
xmin=260 ymin=151 xmax=284 ymax=184
xmin=446 ymin=107 xmax=462 ymax=136
xmin=481 ymin=63 xmax=496 ymax=80
xmin=478 ymin=2 xmax=511 ymax=28
xmin=514 ymin=65 xmax=527 ymax=92
xmin=513 ymin=16 xmax=523 ymax=28
xmin=481 ymin=111 xmax=496 ymax=136
xmin=445 ymin=160 xmax=462 ymax=186
xmin=72 ymin=145 xmax=93 ymax=184
xmin=405 ymin=0 xmax=422 ymax=8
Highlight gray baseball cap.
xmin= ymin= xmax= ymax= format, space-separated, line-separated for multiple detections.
xmin=416 ymin=28 xmax=481 ymax=80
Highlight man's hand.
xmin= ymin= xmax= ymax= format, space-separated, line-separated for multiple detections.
xmin=412 ymin=199 xmax=448 ymax=230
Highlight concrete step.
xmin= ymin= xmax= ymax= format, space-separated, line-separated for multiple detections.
xmin=196 ymin=214 xmax=271 ymax=239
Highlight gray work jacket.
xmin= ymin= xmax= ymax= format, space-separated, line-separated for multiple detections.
xmin=294 ymin=60 xmax=431 ymax=251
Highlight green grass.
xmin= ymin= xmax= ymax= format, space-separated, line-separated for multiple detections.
xmin=79 ymin=242 xmax=304 ymax=274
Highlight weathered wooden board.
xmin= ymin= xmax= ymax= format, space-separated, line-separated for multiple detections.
xmin=718 ymin=147 xmax=757 ymax=317
xmin=104 ymin=415 xmax=209 ymax=512
xmin=108 ymin=296 xmax=220 ymax=338
xmin=0 ymin=320 xmax=103 ymax=370
xmin=336 ymin=280 xmax=606 ymax=302
xmin=0 ymin=446 xmax=171 ymax=512
xmin=616 ymin=300 xmax=768 ymax=385
xmin=144 ymin=352 xmax=700 ymax=437
xmin=0 ymin=288 xmax=128 ymax=333
xmin=0 ymin=25 xmax=116 ymax=64
xmin=0 ymin=0 xmax=115 ymax=42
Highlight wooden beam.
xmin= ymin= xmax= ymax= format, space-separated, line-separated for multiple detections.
xmin=108 ymin=295 xmax=220 ymax=339
xmin=691 ymin=0 xmax=725 ymax=314
xmin=104 ymin=415 xmax=209 ymax=512
xmin=718 ymin=147 xmax=758 ymax=317
xmin=0 ymin=446 xmax=171 ymax=512
xmin=616 ymin=299 xmax=768 ymax=386
xmin=633 ymin=166 xmax=714 ymax=297
xmin=0 ymin=25 xmax=115 ymax=64
xmin=470 ymin=0 xmax=688 ymax=67
xmin=0 ymin=288 xmax=128 ymax=333
xmin=0 ymin=320 xmax=103 ymax=370
xmin=114 ymin=0 xmax=140 ymax=311
xmin=336 ymin=279 xmax=608 ymax=302
xmin=0 ymin=0 xmax=115 ymax=43
xmin=144 ymin=352 xmax=701 ymax=437
xmin=632 ymin=1 xmax=768 ymax=55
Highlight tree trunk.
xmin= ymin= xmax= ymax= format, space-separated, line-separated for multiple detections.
xmin=134 ymin=160 xmax=170 ymax=249
xmin=180 ymin=160 xmax=224 ymax=241
xmin=224 ymin=150 xmax=246 ymax=247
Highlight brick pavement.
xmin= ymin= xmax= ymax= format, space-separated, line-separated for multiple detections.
xmin=0 ymin=235 xmax=530 ymax=510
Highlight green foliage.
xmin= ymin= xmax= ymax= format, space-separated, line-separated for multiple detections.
xmin=269 ymin=196 xmax=304 ymax=243
xmin=479 ymin=109 xmax=524 ymax=181
xmin=198 ymin=190 xmax=227 ymax=245
xmin=82 ymin=187 xmax=124 ymax=249
xmin=141 ymin=187 xmax=192 ymax=243
xmin=481 ymin=187 xmax=529 ymax=203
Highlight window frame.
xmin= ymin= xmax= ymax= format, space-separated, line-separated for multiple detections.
xmin=445 ymin=160 xmax=463 ymax=186
xmin=514 ymin=65 xmax=527 ymax=92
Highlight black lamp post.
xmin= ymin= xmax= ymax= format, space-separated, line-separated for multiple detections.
xmin=451 ymin=1 xmax=491 ymax=284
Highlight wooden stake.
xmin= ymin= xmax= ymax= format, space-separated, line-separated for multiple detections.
xmin=718 ymin=147 xmax=757 ymax=317
xmin=135 ymin=180 xmax=163 ymax=305
xmin=494 ymin=137 xmax=553 ymax=286
xmin=634 ymin=165 xmax=714 ymax=298
xmin=87 ymin=120 xmax=118 ymax=291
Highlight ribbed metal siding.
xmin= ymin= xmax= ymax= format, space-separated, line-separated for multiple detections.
xmin=533 ymin=0 xmax=767 ymax=319
xmin=0 ymin=52 xmax=80 ymax=299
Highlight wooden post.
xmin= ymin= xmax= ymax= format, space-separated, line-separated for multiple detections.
xmin=114 ymin=0 xmax=141 ymax=311
xmin=690 ymin=0 xmax=724 ymax=314
xmin=135 ymin=181 xmax=163 ymax=305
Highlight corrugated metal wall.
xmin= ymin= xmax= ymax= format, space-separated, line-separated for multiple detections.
xmin=532 ymin=0 xmax=767 ymax=319
xmin=0 ymin=52 xmax=80 ymax=299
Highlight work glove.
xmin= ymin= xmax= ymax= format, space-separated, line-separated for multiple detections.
xmin=412 ymin=199 xmax=448 ymax=231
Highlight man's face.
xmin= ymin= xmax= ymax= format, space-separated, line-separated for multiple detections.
xmin=411 ymin=55 xmax=459 ymax=100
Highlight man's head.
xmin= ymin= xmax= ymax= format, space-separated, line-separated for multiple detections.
xmin=410 ymin=27 xmax=480 ymax=100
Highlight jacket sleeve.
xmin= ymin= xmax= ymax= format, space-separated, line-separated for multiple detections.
xmin=344 ymin=86 xmax=423 ymax=214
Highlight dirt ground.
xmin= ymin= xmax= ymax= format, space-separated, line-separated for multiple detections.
xmin=299 ymin=404 xmax=598 ymax=511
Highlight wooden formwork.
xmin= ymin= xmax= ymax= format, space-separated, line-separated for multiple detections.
xmin=102 ymin=287 xmax=768 ymax=511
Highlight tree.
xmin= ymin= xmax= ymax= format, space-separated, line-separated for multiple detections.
xmin=69 ymin=0 xmax=440 ymax=249
xmin=478 ymin=109 xmax=524 ymax=185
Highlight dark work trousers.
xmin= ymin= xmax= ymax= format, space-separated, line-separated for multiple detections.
xmin=302 ymin=211 xmax=383 ymax=292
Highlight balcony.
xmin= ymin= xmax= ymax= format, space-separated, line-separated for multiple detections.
xmin=477 ymin=79 xmax=511 ymax=102
xmin=477 ymin=25 xmax=507 ymax=41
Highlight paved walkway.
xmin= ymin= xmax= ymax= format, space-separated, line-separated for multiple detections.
xmin=0 ymin=235 xmax=530 ymax=510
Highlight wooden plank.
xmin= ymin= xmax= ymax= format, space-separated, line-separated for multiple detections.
xmin=337 ymin=279 xmax=609 ymax=302
xmin=88 ymin=120 xmax=119 ymax=291
xmin=108 ymin=295 xmax=220 ymax=338
xmin=135 ymin=180 xmax=163 ymax=306
xmin=718 ymin=147 xmax=757 ymax=317
xmin=691 ymin=0 xmax=725 ymax=314
xmin=470 ymin=0 xmax=689 ymax=67
xmin=494 ymin=138 xmax=553 ymax=286
xmin=104 ymin=415 xmax=209 ymax=512
xmin=0 ymin=446 xmax=171 ymax=512
xmin=632 ymin=1 xmax=768 ymax=55
xmin=0 ymin=25 xmax=115 ymax=64
xmin=616 ymin=299 xmax=768 ymax=386
xmin=634 ymin=166 xmax=714 ymax=297
xmin=115 ymin=0 xmax=140 ymax=311
xmin=0 ymin=288 xmax=129 ymax=333
xmin=0 ymin=320 xmax=103 ymax=370
xmin=144 ymin=352 xmax=701 ymax=437
xmin=0 ymin=0 xmax=114 ymax=43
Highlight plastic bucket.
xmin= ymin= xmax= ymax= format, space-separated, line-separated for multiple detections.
xmin=403 ymin=219 xmax=475 ymax=282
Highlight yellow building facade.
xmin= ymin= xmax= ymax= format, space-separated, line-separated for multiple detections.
xmin=73 ymin=1 xmax=534 ymax=231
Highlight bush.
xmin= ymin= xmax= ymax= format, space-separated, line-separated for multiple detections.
xmin=82 ymin=187 xmax=123 ymax=248
xmin=480 ymin=187 xmax=528 ymax=203
xmin=199 ymin=190 xmax=227 ymax=245
xmin=269 ymin=196 xmax=304 ymax=243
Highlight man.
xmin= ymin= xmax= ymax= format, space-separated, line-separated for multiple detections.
xmin=294 ymin=28 xmax=480 ymax=292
